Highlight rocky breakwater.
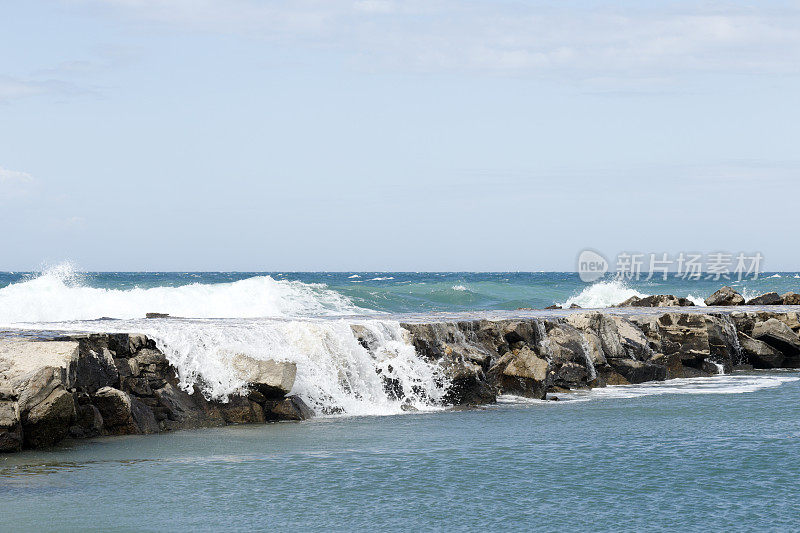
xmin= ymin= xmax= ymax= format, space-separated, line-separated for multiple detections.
xmin=0 ymin=333 xmax=310 ymax=453
xmin=399 ymin=307 xmax=800 ymax=402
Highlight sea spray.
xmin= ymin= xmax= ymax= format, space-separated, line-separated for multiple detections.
xmin=561 ymin=280 xmax=648 ymax=309
xmin=0 ymin=263 xmax=367 ymax=322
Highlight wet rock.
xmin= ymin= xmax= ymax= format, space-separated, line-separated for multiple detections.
xmin=569 ymin=303 xmax=582 ymax=309
xmin=266 ymin=395 xmax=314 ymax=421
xmin=751 ymin=318 xmax=800 ymax=355
xmin=93 ymin=386 xmax=140 ymax=435
xmin=545 ymin=304 xmax=562 ymax=309
xmin=154 ymin=383 xmax=225 ymax=429
xmin=75 ymin=347 xmax=119 ymax=392
xmin=69 ymin=404 xmax=104 ymax=439
xmin=612 ymin=317 xmax=654 ymax=360
xmin=607 ymin=359 xmax=667 ymax=384
xmin=0 ymin=401 xmax=22 ymax=452
xmin=705 ymin=286 xmax=745 ymax=306
xmin=230 ymin=355 xmax=297 ymax=399
xmin=488 ymin=346 xmax=549 ymax=399
xmin=625 ymin=294 xmax=694 ymax=307
xmin=443 ymin=358 xmax=496 ymax=404
xmin=738 ymin=332 xmax=785 ymax=368
xmin=781 ymin=292 xmax=800 ymax=305
xmin=746 ymin=292 xmax=783 ymax=305
xmin=22 ymin=388 xmax=76 ymax=448
xmin=218 ymin=396 xmax=265 ymax=424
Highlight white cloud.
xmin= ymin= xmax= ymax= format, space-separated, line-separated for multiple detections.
xmin=0 ymin=167 xmax=37 ymax=199
xmin=74 ymin=0 xmax=800 ymax=79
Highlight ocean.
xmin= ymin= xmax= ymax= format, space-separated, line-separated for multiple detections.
xmin=2 ymin=265 xmax=800 ymax=531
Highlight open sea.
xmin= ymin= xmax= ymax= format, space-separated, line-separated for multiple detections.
xmin=2 ymin=265 xmax=800 ymax=531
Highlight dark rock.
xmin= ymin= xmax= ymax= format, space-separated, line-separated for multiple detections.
xmin=545 ymin=305 xmax=562 ymax=309
xmin=569 ymin=304 xmax=582 ymax=309
xmin=607 ymin=359 xmax=667 ymax=384
xmin=154 ymin=383 xmax=225 ymax=429
xmin=266 ymin=395 xmax=314 ymax=421
xmin=620 ymin=295 xmax=694 ymax=307
xmin=75 ymin=346 xmax=119 ymax=393
xmin=129 ymin=398 xmax=159 ymax=434
xmin=218 ymin=396 xmax=266 ymax=424
xmin=93 ymin=386 xmax=139 ymax=435
xmin=443 ymin=359 xmax=496 ymax=404
xmin=69 ymin=404 xmax=104 ymax=439
xmin=22 ymin=388 xmax=76 ymax=448
xmin=145 ymin=312 xmax=170 ymax=318
xmin=738 ymin=332 xmax=784 ymax=368
xmin=746 ymin=292 xmax=783 ymax=305
xmin=751 ymin=318 xmax=800 ymax=355
xmin=781 ymin=292 xmax=800 ymax=305
xmin=705 ymin=286 xmax=745 ymax=306
xmin=0 ymin=401 xmax=22 ymax=452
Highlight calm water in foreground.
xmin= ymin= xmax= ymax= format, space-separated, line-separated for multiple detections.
xmin=2 ymin=372 xmax=799 ymax=532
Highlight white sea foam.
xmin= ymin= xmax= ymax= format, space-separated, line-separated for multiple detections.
xmin=686 ymin=293 xmax=707 ymax=306
xmin=348 ymin=274 xmax=360 ymax=278
xmin=768 ymin=273 xmax=782 ymax=278
xmin=452 ymin=285 xmax=468 ymax=291
xmin=499 ymin=374 xmax=799 ymax=404
xmin=561 ymin=280 xmax=647 ymax=308
xmin=0 ymin=263 xmax=364 ymax=323
xmin=369 ymin=276 xmax=394 ymax=281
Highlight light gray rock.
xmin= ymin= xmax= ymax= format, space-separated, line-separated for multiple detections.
xmin=705 ymin=286 xmax=745 ymax=306
xmin=751 ymin=318 xmax=800 ymax=355
xmin=488 ymin=346 xmax=549 ymax=399
xmin=230 ymin=354 xmax=297 ymax=399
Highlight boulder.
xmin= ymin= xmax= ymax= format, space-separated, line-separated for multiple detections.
xmin=93 ymin=386 xmax=140 ymax=435
xmin=69 ymin=404 xmax=104 ymax=439
xmin=442 ymin=359 xmax=496 ymax=404
xmin=230 ymin=355 xmax=297 ymax=399
xmin=0 ymin=401 xmax=22 ymax=452
xmin=266 ymin=395 xmax=314 ymax=421
xmin=607 ymin=359 xmax=667 ymax=384
xmin=751 ymin=318 xmax=800 ymax=355
xmin=747 ymin=292 xmax=783 ymax=305
xmin=617 ymin=295 xmax=693 ymax=307
xmin=488 ymin=346 xmax=549 ymax=399
xmin=75 ymin=347 xmax=119 ymax=392
xmin=154 ymin=383 xmax=225 ymax=429
xmin=705 ymin=286 xmax=745 ymax=306
xmin=22 ymin=388 xmax=76 ymax=448
xmin=612 ymin=317 xmax=654 ymax=360
xmin=781 ymin=292 xmax=800 ymax=306
xmin=738 ymin=332 xmax=785 ymax=368
xmin=218 ymin=396 xmax=266 ymax=424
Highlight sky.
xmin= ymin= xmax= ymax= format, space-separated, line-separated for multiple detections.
xmin=1 ymin=0 xmax=799 ymax=271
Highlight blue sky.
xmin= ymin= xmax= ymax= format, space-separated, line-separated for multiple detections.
xmin=1 ymin=0 xmax=799 ymax=271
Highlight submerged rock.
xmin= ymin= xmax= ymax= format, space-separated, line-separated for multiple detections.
xmin=705 ymin=286 xmax=745 ymax=306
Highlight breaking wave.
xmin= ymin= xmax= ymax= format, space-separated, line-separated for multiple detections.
xmin=561 ymin=280 xmax=647 ymax=308
xmin=0 ymin=263 xmax=365 ymax=323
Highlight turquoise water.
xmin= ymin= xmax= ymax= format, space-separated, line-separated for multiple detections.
xmin=2 ymin=372 xmax=800 ymax=532
xmin=1 ymin=269 xmax=799 ymax=318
